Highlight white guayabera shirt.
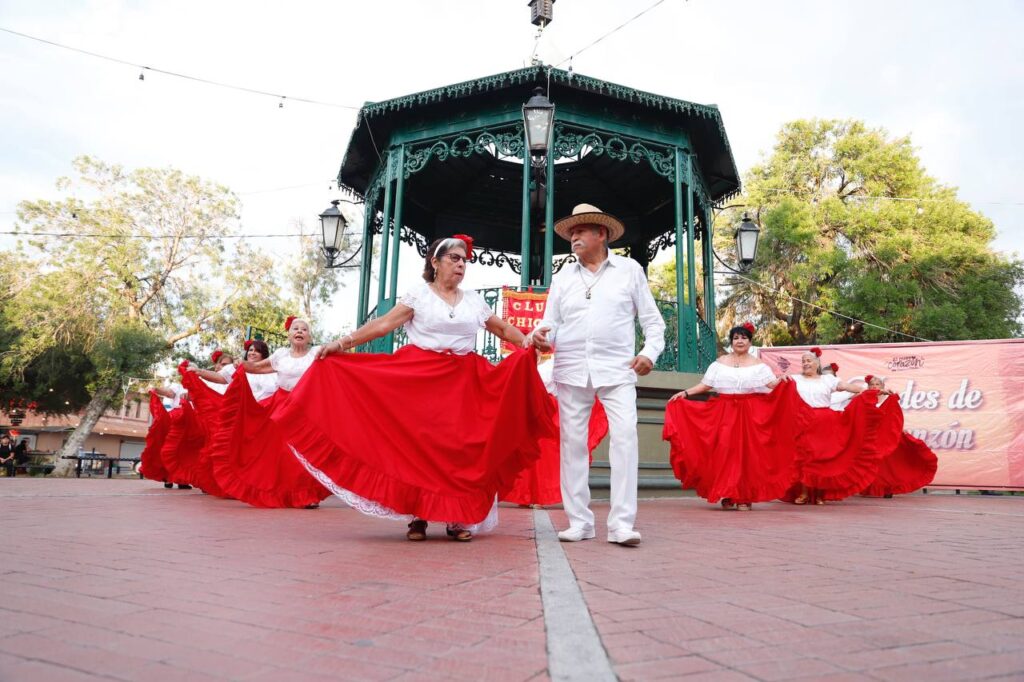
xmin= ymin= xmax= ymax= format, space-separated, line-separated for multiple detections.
xmin=535 ymin=252 xmax=665 ymax=388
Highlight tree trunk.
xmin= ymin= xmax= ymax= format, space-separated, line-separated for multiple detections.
xmin=52 ymin=382 xmax=120 ymax=477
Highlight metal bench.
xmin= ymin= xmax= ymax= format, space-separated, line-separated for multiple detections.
xmin=60 ymin=451 xmax=143 ymax=479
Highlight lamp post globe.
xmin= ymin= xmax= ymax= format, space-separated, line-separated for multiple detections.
xmin=319 ymin=200 xmax=347 ymax=267
xmin=735 ymin=211 xmax=760 ymax=271
xmin=522 ymin=87 xmax=555 ymax=157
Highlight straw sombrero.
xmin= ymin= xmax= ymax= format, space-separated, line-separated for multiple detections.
xmin=553 ymin=203 xmax=626 ymax=242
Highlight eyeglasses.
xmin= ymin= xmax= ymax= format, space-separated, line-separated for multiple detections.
xmin=442 ymin=253 xmax=468 ymax=264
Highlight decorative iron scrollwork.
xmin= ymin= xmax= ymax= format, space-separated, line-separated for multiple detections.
xmin=404 ymin=128 xmax=525 ymax=178
xmin=647 ymin=230 xmax=675 ymax=261
xmin=553 ymin=125 xmax=674 ymax=182
xmin=400 ymin=226 xmax=430 ymax=257
xmin=474 ymin=248 xmax=522 ymax=275
xmin=552 ymin=254 xmax=577 ymax=274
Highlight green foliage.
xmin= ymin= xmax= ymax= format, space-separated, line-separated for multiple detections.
xmin=717 ymin=118 xmax=1023 ymax=344
xmin=1 ymin=156 xmax=298 ymax=414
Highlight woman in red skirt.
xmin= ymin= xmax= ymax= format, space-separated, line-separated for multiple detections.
xmin=664 ymin=323 xmax=798 ymax=511
xmin=499 ymin=360 xmax=608 ymax=507
xmin=287 ymin=235 xmax=556 ymax=541
xmin=162 ymin=352 xmax=237 ymax=496
xmin=860 ymin=376 xmax=938 ymax=497
xmin=788 ymin=350 xmax=883 ymax=504
xmin=206 ymin=319 xmax=329 ymax=509
xmin=140 ymin=388 xmax=184 ymax=488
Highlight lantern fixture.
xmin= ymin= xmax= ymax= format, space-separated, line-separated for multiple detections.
xmin=318 ymin=200 xmax=348 ymax=268
xmin=734 ymin=212 xmax=760 ymax=271
xmin=528 ymin=0 xmax=555 ymax=27
xmin=523 ymin=87 xmax=555 ymax=158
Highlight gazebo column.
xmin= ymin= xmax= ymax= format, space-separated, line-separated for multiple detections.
xmin=357 ymin=196 xmax=375 ymax=325
xmin=376 ymin=152 xmax=395 ymax=311
xmin=672 ymin=148 xmax=698 ymax=373
xmin=701 ymin=205 xmax=717 ymax=331
xmin=520 ymin=143 xmax=532 ymax=287
xmin=685 ymin=156 xmax=699 ymax=369
xmin=542 ymin=149 xmax=555 ymax=286
xmin=672 ymin=149 xmax=686 ymax=373
xmin=388 ymin=145 xmax=406 ymax=307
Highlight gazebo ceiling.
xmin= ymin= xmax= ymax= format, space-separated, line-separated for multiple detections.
xmin=338 ymin=66 xmax=740 ymax=253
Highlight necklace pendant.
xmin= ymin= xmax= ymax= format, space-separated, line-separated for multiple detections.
xmin=449 ymin=311 xmax=455 ymax=319
xmin=585 ymin=290 xmax=592 ymax=300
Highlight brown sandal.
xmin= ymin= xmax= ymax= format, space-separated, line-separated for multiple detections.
xmin=406 ymin=519 xmax=427 ymax=541
xmin=446 ymin=525 xmax=473 ymax=542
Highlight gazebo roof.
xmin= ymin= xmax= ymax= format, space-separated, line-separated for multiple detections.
xmin=337 ymin=66 xmax=740 ymax=254
xmin=340 ymin=66 xmax=739 ymax=201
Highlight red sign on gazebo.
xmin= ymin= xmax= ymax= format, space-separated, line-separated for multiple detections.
xmin=501 ymin=288 xmax=548 ymax=356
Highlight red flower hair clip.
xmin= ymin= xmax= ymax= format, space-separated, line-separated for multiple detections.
xmin=742 ymin=321 xmax=756 ymax=334
xmin=810 ymin=347 xmax=822 ymax=357
xmin=452 ymin=233 xmax=474 ymax=260
xmin=243 ymin=340 xmax=253 ymax=351
xmin=830 ymin=362 xmax=839 ymax=373
xmin=285 ymin=316 xmax=297 ymax=331
xmin=177 ymin=360 xmax=189 ymax=375
xmin=210 ymin=349 xmax=223 ymax=364
xmin=864 ymin=375 xmax=874 ymax=384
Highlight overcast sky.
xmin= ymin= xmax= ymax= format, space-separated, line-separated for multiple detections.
xmin=2 ymin=0 xmax=1022 ymax=334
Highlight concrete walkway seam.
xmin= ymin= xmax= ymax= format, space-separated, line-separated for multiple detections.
xmin=533 ymin=508 xmax=617 ymax=682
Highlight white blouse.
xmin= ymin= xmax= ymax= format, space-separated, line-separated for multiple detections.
xmin=701 ymin=361 xmax=776 ymax=394
xmin=165 ymin=383 xmax=186 ymax=409
xmin=247 ymin=372 xmax=279 ymax=402
xmin=793 ymin=374 xmax=839 ymax=408
xmin=269 ymin=347 xmax=320 ymax=391
xmin=203 ymin=364 xmax=236 ymax=395
xmin=399 ymin=282 xmax=493 ymax=355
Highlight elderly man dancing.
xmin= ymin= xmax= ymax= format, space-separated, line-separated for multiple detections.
xmin=530 ymin=204 xmax=665 ymax=546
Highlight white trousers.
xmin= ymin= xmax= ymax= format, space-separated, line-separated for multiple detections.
xmin=557 ymin=381 xmax=638 ymax=533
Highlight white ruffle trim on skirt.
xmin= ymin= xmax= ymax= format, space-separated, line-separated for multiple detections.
xmin=290 ymin=446 xmax=499 ymax=534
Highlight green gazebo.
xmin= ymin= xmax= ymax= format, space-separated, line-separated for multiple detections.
xmin=337 ymin=66 xmax=740 ymax=372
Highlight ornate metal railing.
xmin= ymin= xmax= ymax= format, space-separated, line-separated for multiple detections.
xmin=696 ymin=316 xmax=718 ymax=371
xmin=359 ymin=287 xmax=713 ymax=372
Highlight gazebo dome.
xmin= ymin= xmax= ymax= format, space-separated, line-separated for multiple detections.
xmin=338 ymin=65 xmax=737 ymax=373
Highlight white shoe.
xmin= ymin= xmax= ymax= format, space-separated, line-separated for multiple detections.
xmin=607 ymin=529 xmax=642 ymax=546
xmin=558 ymin=526 xmax=595 ymax=542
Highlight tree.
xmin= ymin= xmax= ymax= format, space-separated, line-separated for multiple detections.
xmin=283 ymin=214 xmax=362 ymax=340
xmin=715 ymin=119 xmax=1023 ymax=345
xmin=12 ymin=156 xmax=288 ymax=474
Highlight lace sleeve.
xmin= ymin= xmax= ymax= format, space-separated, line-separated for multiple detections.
xmin=399 ymin=283 xmax=425 ymax=310
xmin=470 ymin=290 xmax=493 ymax=327
xmin=755 ymin=363 xmax=777 ymax=385
xmin=701 ymin=362 xmax=722 ymax=387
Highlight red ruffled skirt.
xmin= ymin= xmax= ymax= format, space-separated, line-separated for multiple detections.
xmin=861 ymin=397 xmax=938 ymax=496
xmin=140 ymin=391 xmax=173 ymax=483
xmin=664 ymin=381 xmax=800 ymax=504
xmin=178 ymin=372 xmax=229 ymax=497
xmin=207 ymin=372 xmax=330 ymax=508
xmin=159 ymin=400 xmax=206 ymax=487
xmin=789 ymin=390 xmax=885 ymax=501
xmin=499 ymin=397 xmax=608 ymax=506
xmin=276 ymin=345 xmax=557 ymax=525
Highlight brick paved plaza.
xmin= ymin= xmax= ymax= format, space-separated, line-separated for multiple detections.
xmin=1 ymin=479 xmax=1022 ymax=681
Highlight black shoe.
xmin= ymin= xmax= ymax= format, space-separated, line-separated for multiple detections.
xmin=177 ymin=484 xmax=192 ymax=490
xmin=164 ymin=482 xmax=174 ymax=489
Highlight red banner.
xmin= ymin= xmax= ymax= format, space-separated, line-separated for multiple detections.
xmin=501 ymin=288 xmax=548 ymax=356
xmin=759 ymin=339 xmax=1024 ymax=490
